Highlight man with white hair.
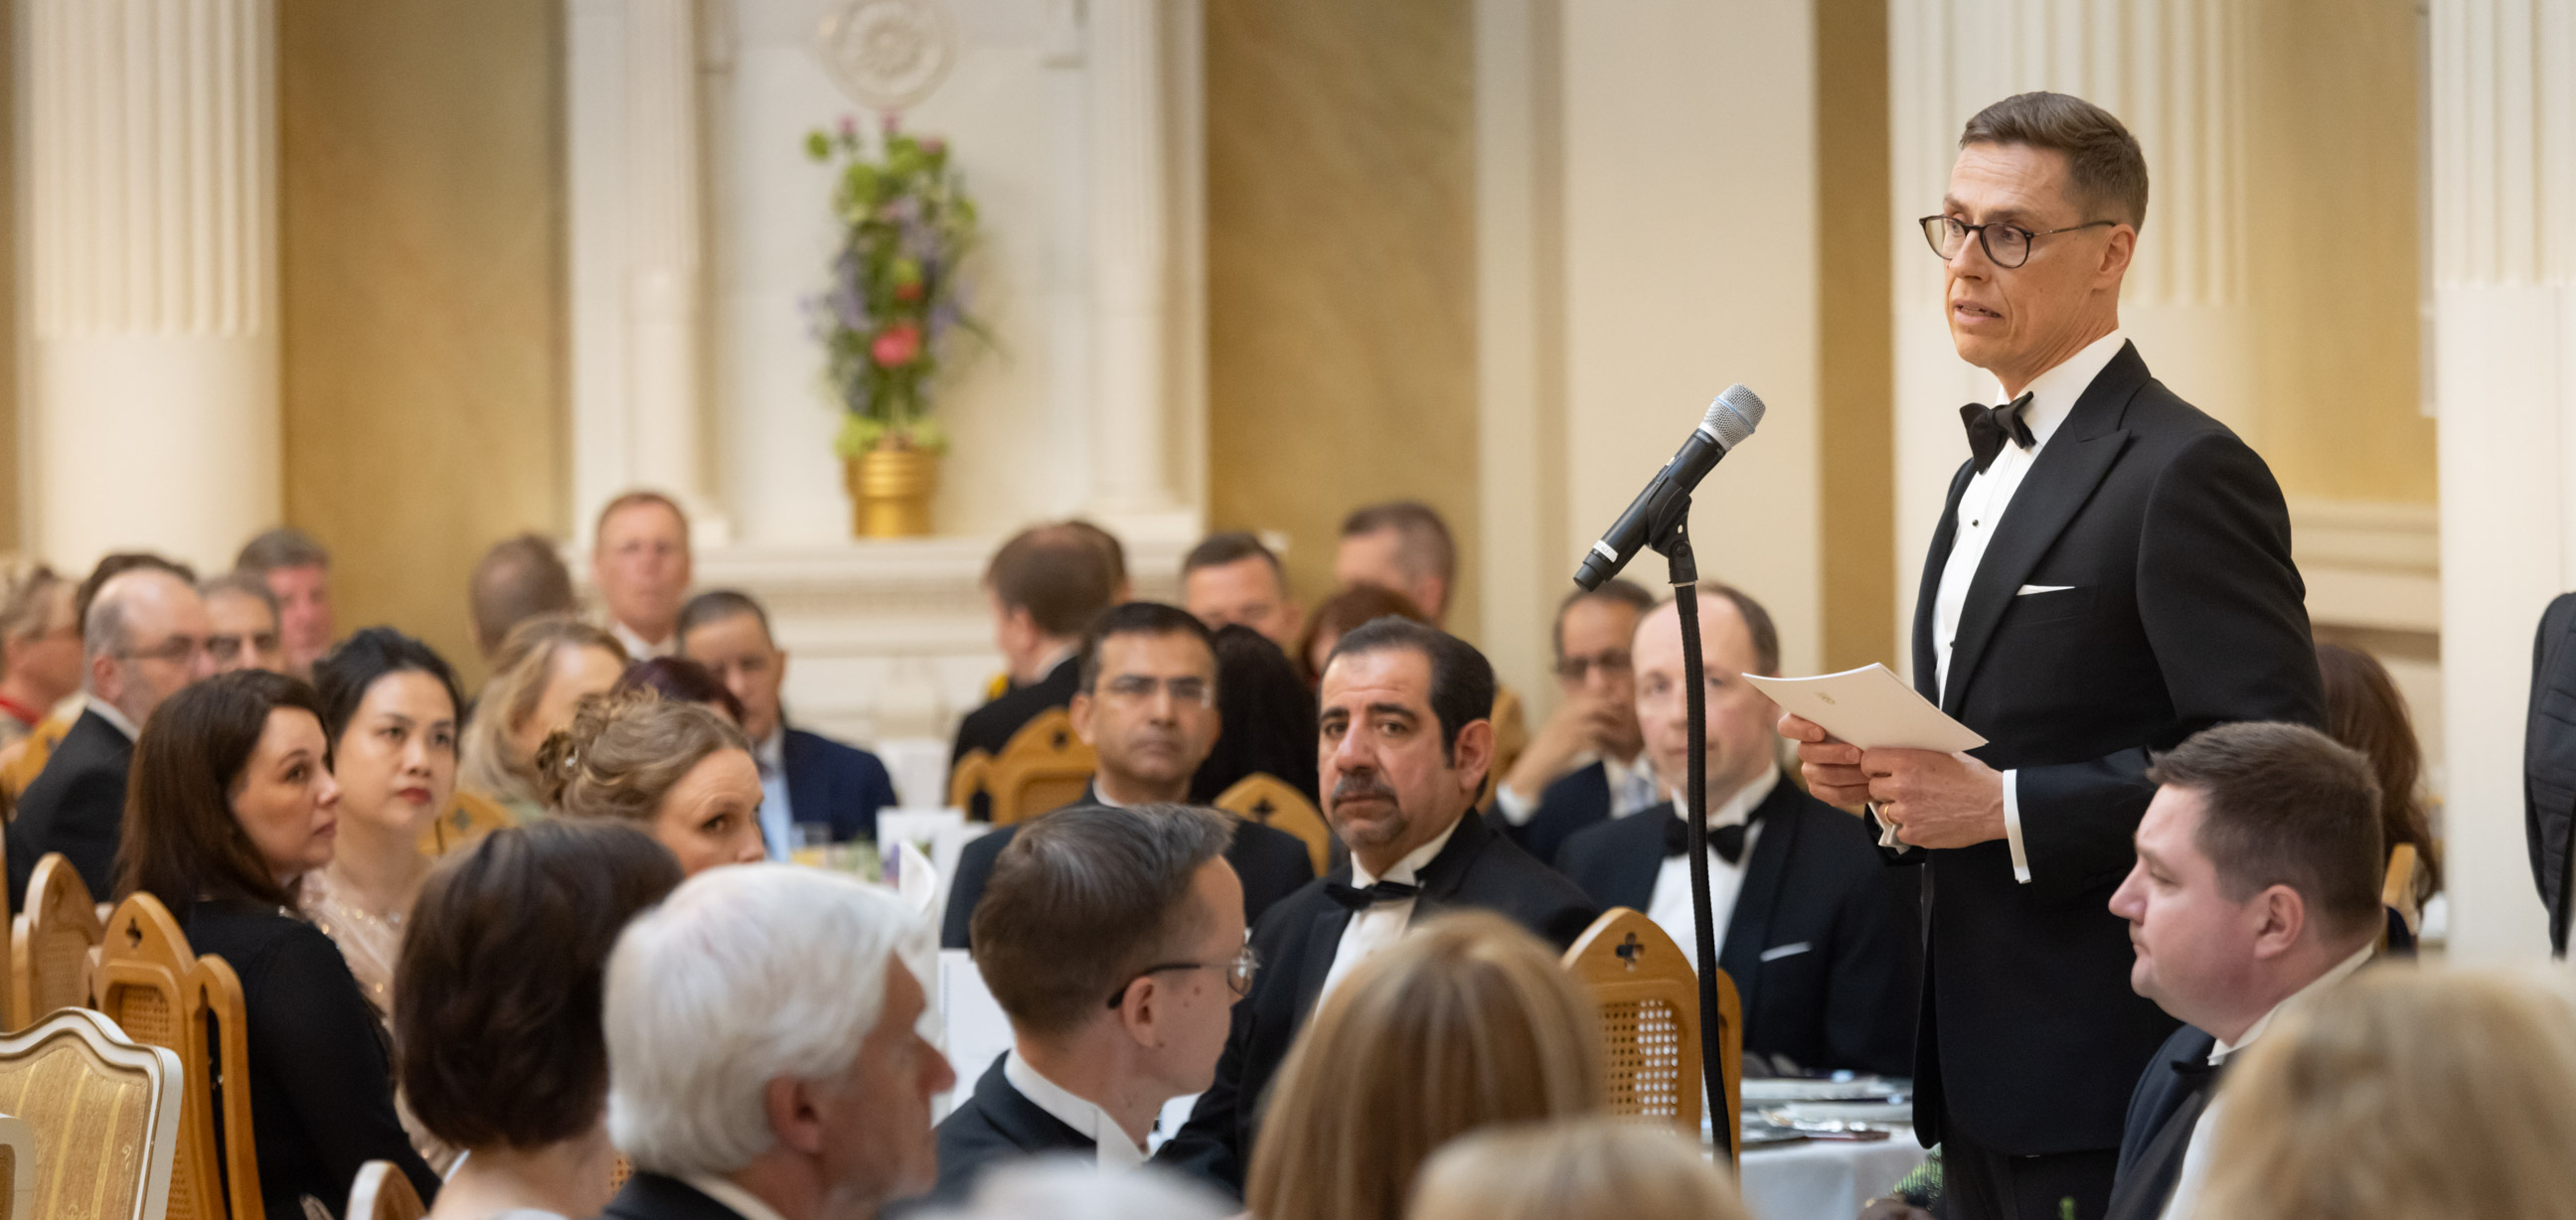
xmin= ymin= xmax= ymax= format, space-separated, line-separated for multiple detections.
xmin=600 ymin=863 xmax=957 ymax=1220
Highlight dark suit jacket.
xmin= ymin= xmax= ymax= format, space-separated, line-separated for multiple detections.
xmin=2527 ymin=592 xmax=2576 ymax=951
xmin=951 ymin=656 xmax=1081 ymax=767
xmin=601 ymin=1171 xmax=758 ymax=1220
xmin=781 ymin=724 xmax=900 ymax=843
xmin=1890 ymin=342 xmax=2320 ymax=1155
xmin=1154 ymin=810 xmax=1599 ymax=1196
xmin=2104 ymin=1024 xmax=2222 ymax=1220
xmin=1488 ymin=758 xmax=1611 ymax=865
xmin=918 ymin=1053 xmax=1096 ymax=1209
xmin=1555 ymin=778 xmax=1917 ymax=1076
xmin=941 ymin=785 xmax=1315 ymax=949
xmin=8 ymin=708 xmax=134 ymax=910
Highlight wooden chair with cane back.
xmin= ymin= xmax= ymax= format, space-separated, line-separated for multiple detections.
xmin=0 ymin=1006 xmax=183 ymax=1220
xmin=91 ymin=893 xmax=260 ymax=1220
xmin=1213 ymin=773 xmax=1333 ymax=876
xmin=983 ymin=709 xmax=1095 ymax=827
xmin=1561 ymin=907 xmax=1743 ymax=1161
xmin=946 ymin=749 xmax=993 ymax=813
xmin=415 ymin=790 xmax=517 ymax=857
xmin=345 ymin=1160 xmax=426 ymax=1220
xmin=11 ymin=854 xmax=101 ymax=1031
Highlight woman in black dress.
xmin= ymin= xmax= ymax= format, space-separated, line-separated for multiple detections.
xmin=116 ymin=670 xmax=440 ymax=1220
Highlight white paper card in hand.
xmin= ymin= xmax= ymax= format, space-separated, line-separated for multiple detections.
xmin=1742 ymin=664 xmax=1986 ymax=849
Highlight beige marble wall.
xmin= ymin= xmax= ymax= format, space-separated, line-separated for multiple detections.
xmin=278 ymin=0 xmax=567 ymax=686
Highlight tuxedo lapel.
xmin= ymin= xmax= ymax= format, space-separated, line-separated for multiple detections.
xmin=1915 ymin=465 xmax=1977 ymax=701
xmin=1716 ymin=778 xmax=1803 ymax=985
xmin=1606 ymin=811 xmax=1666 ymax=911
xmin=1292 ymin=901 xmax=1351 ymax=1023
xmin=1410 ymin=811 xmax=1492 ymax=915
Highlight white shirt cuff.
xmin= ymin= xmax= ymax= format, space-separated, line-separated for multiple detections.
xmin=2003 ymin=768 xmax=2030 ymax=884
xmin=1494 ymin=783 xmax=1538 ymax=827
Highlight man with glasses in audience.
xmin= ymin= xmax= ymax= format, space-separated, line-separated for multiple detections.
xmin=1488 ymin=579 xmax=1658 ymax=863
xmin=942 ymin=603 xmax=1313 ymax=949
xmin=916 ymin=805 xmax=1247 ymax=1206
xmin=9 ymin=564 xmax=218 ymax=907
xmin=200 ymin=571 xmax=286 ymax=675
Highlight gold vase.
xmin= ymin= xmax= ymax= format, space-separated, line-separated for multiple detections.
xmin=846 ymin=445 xmax=939 ymax=538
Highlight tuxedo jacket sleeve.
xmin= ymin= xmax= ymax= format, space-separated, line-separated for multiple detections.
xmin=10 ymin=710 xmax=133 ymax=909
xmin=1485 ymin=760 xmax=1612 ymax=866
xmin=941 ymin=826 xmax=1019 ymax=950
xmin=2527 ymin=592 xmax=2576 ymax=945
xmin=781 ymin=726 xmax=899 ymax=843
xmin=2105 ymin=1024 xmax=2221 ymax=1220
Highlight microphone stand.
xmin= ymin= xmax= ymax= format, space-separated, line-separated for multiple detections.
xmin=1647 ymin=496 xmax=1731 ymax=1160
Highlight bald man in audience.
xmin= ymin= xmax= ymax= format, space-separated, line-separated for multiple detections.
xmin=200 ymin=572 xmax=285 ymax=675
xmin=592 ymin=490 xmax=694 ymax=660
xmin=1488 ymin=579 xmax=1658 ymax=862
xmin=2101 ymin=722 xmax=2385 ymax=1220
xmin=470 ymin=533 xmax=578 ymax=664
xmin=1181 ymin=532 xmax=1301 ymax=649
xmin=236 ymin=527 xmax=334 ymax=679
xmin=9 ymin=565 xmax=218 ymax=907
xmin=951 ymin=524 xmax=1121 ymax=773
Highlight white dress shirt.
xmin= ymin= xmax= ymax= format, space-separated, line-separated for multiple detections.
xmin=84 ymin=695 xmax=138 ymax=741
xmin=1646 ymin=768 xmax=1778 ymax=971
xmin=683 ymin=1175 xmax=793 ymax=1220
xmin=2158 ymin=943 xmax=2375 ymax=1220
xmin=1319 ymin=816 xmax=1463 ymax=999
xmin=1494 ymin=752 xmax=1660 ymax=826
xmin=1931 ymin=327 xmax=2128 ymax=885
xmin=753 ymin=727 xmax=793 ymax=861
xmin=1004 ymin=1049 xmax=1147 ymax=1169
xmin=608 ymin=619 xmax=676 ymax=662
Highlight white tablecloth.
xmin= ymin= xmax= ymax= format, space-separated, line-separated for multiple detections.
xmin=1737 ymin=1127 xmax=1927 ymax=1220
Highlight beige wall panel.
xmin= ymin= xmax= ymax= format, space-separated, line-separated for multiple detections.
xmin=279 ymin=0 xmax=566 ymax=686
xmin=1206 ymin=0 xmax=1482 ymax=640
xmin=1817 ymin=0 xmax=1894 ymax=672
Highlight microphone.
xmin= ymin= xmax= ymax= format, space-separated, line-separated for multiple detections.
xmin=1572 ymin=384 xmax=1766 ymax=590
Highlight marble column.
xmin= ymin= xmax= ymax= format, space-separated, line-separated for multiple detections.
xmin=1086 ymin=0 xmax=1180 ymax=519
xmin=26 ymin=0 xmax=280 ymax=571
xmin=2427 ymin=0 xmax=2576 ymax=962
xmin=624 ymin=0 xmax=709 ymax=514
xmin=1887 ymin=0 xmax=2253 ymax=664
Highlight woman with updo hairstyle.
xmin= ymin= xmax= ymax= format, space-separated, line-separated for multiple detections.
xmin=116 ymin=671 xmax=440 ymax=1219
xmin=458 ymin=616 xmax=628 ymax=822
xmin=539 ymin=688 xmax=767 ymax=875
xmin=397 ymin=821 xmax=683 ymax=1220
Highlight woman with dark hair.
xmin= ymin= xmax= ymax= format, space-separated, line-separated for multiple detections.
xmin=116 ymin=670 xmax=440 ymax=1220
xmin=2316 ymin=641 xmax=2442 ymax=950
xmin=610 ymin=655 xmax=744 ymax=724
xmin=1293 ymin=584 xmax=1430 ymax=687
xmin=1191 ymin=624 xmax=1321 ymax=805
xmin=399 ymin=821 xmax=683 ymax=1220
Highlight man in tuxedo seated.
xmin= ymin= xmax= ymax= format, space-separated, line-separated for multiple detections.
xmin=10 ymin=564 xmax=218 ymax=908
xmin=1155 ymin=617 xmax=1598 ymax=1195
xmin=235 ymin=527 xmax=334 ymax=679
xmin=600 ymin=864 xmax=954 ymax=1220
xmin=922 ymin=805 xmax=1245 ymax=1206
xmin=1182 ymin=531 xmax=1301 ymax=649
xmin=1488 ymin=578 xmax=1659 ymax=862
xmin=2101 ymin=721 xmax=2384 ymax=1220
xmin=950 ymin=524 xmax=1121 ymax=773
xmin=1556 ymin=584 xmax=1915 ymax=1076
xmin=468 ymin=533 xmax=576 ymax=664
xmin=680 ymin=589 xmax=900 ymax=853
xmin=942 ymin=603 xmax=1313 ymax=948
xmin=591 ymin=490 xmax=694 ymax=661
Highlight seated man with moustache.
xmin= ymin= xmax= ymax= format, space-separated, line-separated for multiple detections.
xmin=942 ymin=604 xmax=1314 ymax=949
xmin=1557 ymin=583 xmax=1915 ymax=1076
xmin=918 ymin=805 xmax=1248 ymax=1206
xmin=1488 ymin=579 xmax=1661 ymax=863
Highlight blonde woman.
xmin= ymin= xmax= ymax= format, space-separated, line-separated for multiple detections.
xmin=1408 ymin=1117 xmax=1747 ymax=1220
xmin=1246 ymin=911 xmax=1604 ymax=1220
xmin=539 ymin=688 xmax=767 ymax=875
xmin=458 ymin=616 xmax=627 ymax=820
xmin=2196 ymin=966 xmax=2576 ymax=1220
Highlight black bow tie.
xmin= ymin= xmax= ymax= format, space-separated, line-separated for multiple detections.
xmin=1324 ymin=879 xmax=1421 ymax=911
xmin=2170 ymin=1054 xmax=2223 ymax=1087
xmin=1663 ymin=806 xmax=1762 ymax=865
xmin=1961 ymin=391 xmax=2037 ymax=474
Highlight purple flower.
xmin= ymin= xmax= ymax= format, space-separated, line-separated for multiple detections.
xmin=838 ymin=114 xmax=858 ymax=140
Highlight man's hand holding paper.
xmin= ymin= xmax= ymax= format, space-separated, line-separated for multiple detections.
xmin=1757 ymin=664 xmax=1998 ymax=849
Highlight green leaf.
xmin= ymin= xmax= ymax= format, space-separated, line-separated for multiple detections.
xmin=804 ymin=130 xmax=831 ymax=162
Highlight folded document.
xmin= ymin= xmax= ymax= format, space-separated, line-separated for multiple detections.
xmin=1742 ymin=663 xmax=1985 ymax=847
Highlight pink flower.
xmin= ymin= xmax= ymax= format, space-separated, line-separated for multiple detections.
xmin=871 ymin=323 xmax=922 ymax=369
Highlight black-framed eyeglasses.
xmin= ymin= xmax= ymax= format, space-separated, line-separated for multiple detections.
xmin=1105 ymin=944 xmax=1260 ymax=1008
xmin=1920 ymin=215 xmax=2116 ymax=269
xmin=1554 ymin=650 xmax=1633 ymax=684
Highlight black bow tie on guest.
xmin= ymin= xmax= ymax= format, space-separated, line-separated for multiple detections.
xmin=1961 ymin=391 xmax=2037 ymax=474
xmin=1324 ymin=879 xmax=1421 ymax=911
xmin=1663 ymin=804 xmax=1765 ymax=865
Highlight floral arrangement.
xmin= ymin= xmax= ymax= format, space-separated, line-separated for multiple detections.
xmin=803 ymin=114 xmax=988 ymax=456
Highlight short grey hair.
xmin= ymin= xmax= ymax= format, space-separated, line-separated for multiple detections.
xmin=604 ymin=863 xmax=933 ymax=1176
xmin=200 ymin=570 xmax=280 ymax=621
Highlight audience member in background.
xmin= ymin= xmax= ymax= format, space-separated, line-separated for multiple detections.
xmin=302 ymin=628 xmax=465 ymax=1014
xmin=1489 ymin=579 xmax=1658 ymax=861
xmin=0 ymin=564 xmax=79 ymax=748
xmin=116 ymin=671 xmax=441 ymax=1218
xmin=1189 ymin=624 xmax=1320 ymax=806
xmin=2100 ymin=721 xmax=2386 ymax=1220
xmin=1334 ymin=502 xmax=1456 ymax=628
xmin=400 ymin=821 xmax=684 ymax=1220
xmin=1064 ymin=519 xmax=1133 ymax=604
xmin=1407 ymin=1117 xmax=1749 ymax=1220
xmin=923 ymin=806 xmax=1245 ymax=1206
xmin=2201 ymin=967 xmax=2576 ymax=1220
xmin=616 ymin=655 xmax=746 ymax=724
xmin=543 ymin=689 xmax=767 ymax=875
xmin=1158 ymin=619 xmax=1596 ymax=1195
xmin=2317 ymin=641 xmax=2442 ymax=951
xmin=469 ymin=533 xmax=579 ymax=664
xmin=920 ymin=1159 xmax=1228 ymax=1220
xmin=458 ymin=617 xmax=628 ymax=821
xmin=591 ymin=490 xmax=694 ymax=661
xmin=680 ymin=589 xmax=900 ymax=852
xmin=1293 ymin=584 xmax=1428 ymax=687
xmin=237 ymin=527 xmax=335 ymax=679
xmin=0 ymin=551 xmax=199 ymax=799
xmin=943 ymin=606 xmax=1313 ymax=949
xmin=1556 ymin=585 xmax=1915 ymax=1076
xmin=1245 ymin=913 xmax=1602 ymax=1220
xmin=952 ymin=524 xmax=1121 ymax=773
xmin=10 ymin=564 xmax=217 ymax=906
xmin=599 ymin=864 xmax=955 ymax=1220
xmin=201 ymin=570 xmax=287 ymax=675
xmin=1181 ymin=532 xmax=1300 ymax=648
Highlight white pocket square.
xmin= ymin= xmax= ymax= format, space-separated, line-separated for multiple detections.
xmin=2015 ymin=584 xmax=2074 ymax=596
xmin=1758 ymin=942 xmax=1813 ymax=963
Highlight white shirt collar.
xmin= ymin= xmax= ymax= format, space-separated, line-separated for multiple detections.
xmin=610 ymin=619 xmax=674 ymax=661
xmin=2211 ymin=942 xmax=2376 ymax=1064
xmin=1668 ymin=767 xmax=1781 ymax=829
xmin=1004 ymin=1049 xmax=1146 ymax=1168
xmin=1997 ymin=327 xmax=2128 ymax=449
xmin=681 ymin=1174 xmax=794 ymax=1220
xmin=1352 ymin=814 xmax=1463 ymax=889
xmin=85 ymin=695 xmax=139 ymax=741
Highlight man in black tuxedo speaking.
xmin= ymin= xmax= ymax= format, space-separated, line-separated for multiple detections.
xmin=1782 ymin=92 xmax=2321 ymax=1219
